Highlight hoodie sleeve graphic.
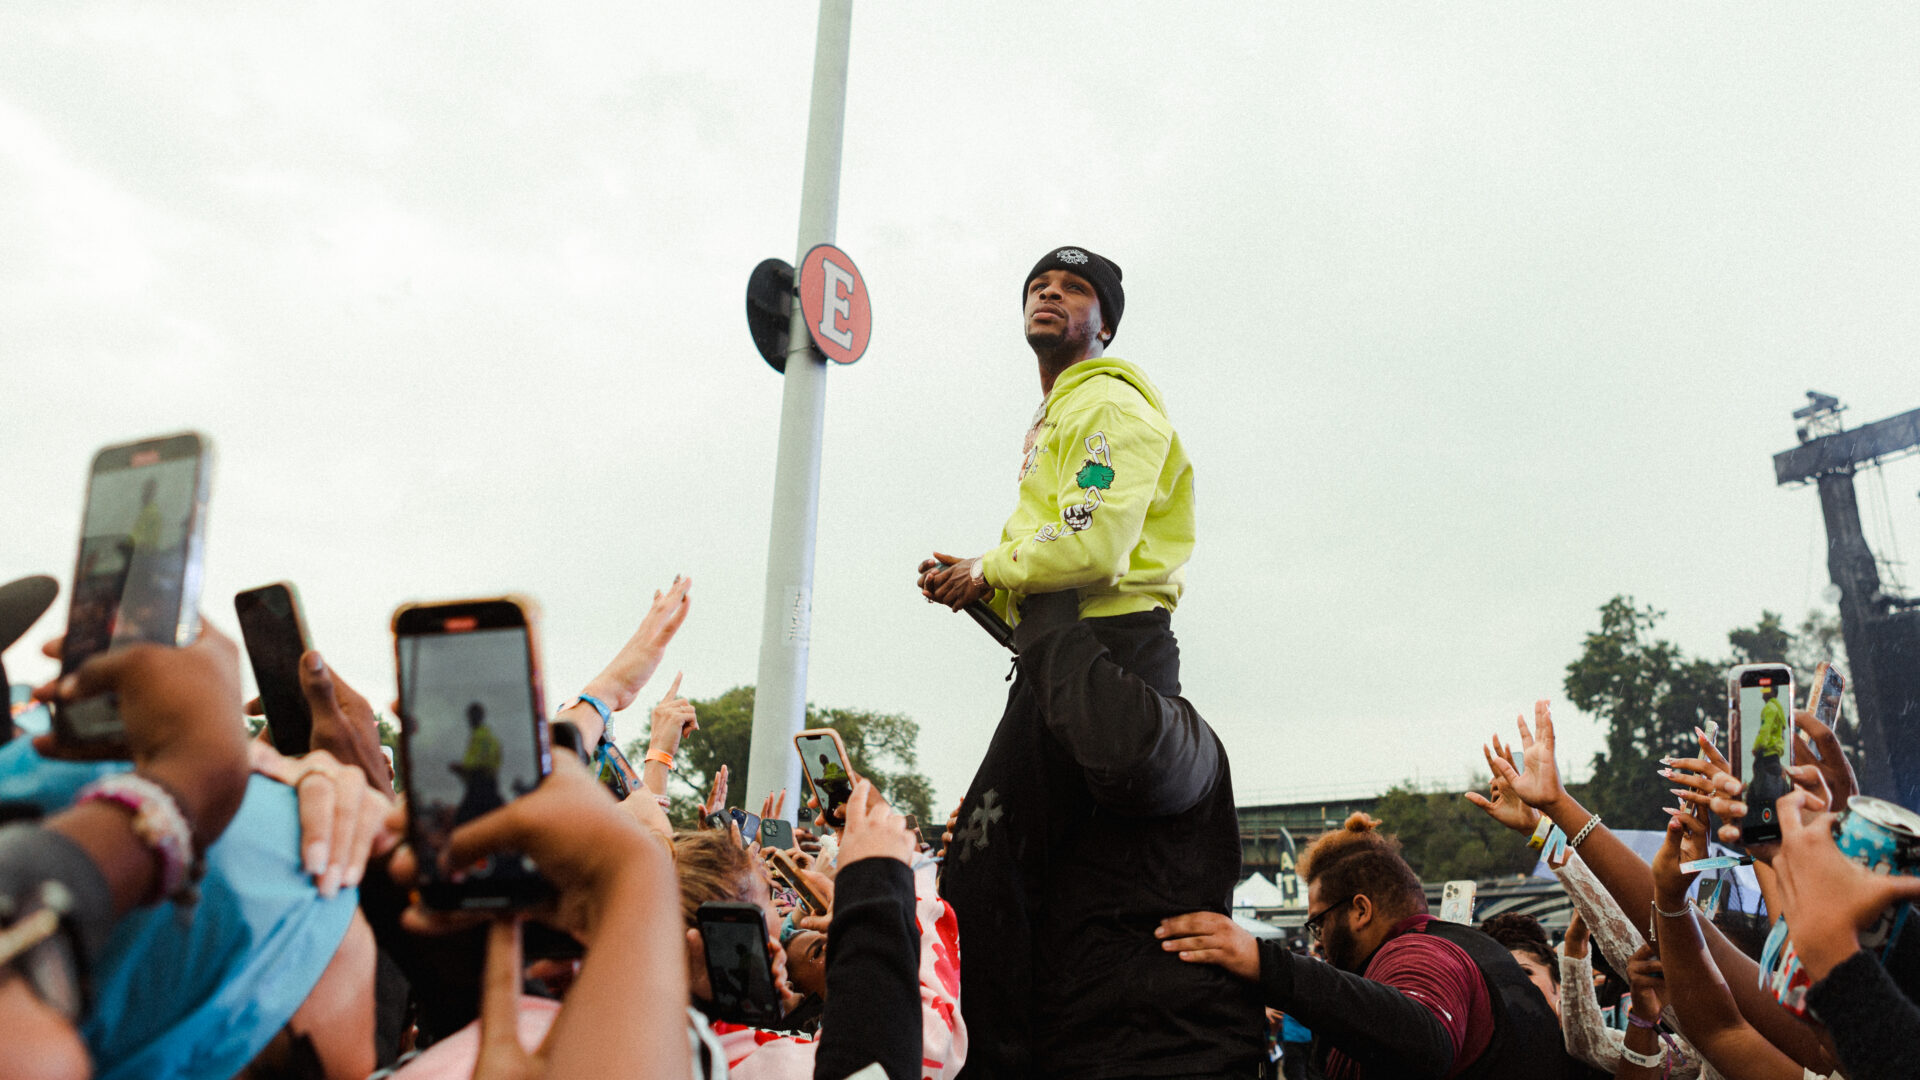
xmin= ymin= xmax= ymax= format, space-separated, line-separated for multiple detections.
xmin=983 ymin=401 xmax=1170 ymax=594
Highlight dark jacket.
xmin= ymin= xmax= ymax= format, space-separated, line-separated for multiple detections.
xmin=1806 ymin=947 xmax=1920 ymax=1080
xmin=941 ymin=608 xmax=1264 ymax=1080
xmin=815 ymin=858 xmax=922 ymax=1080
xmin=1254 ymin=920 xmax=1567 ymax=1080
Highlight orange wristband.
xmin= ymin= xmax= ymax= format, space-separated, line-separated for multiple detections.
xmin=645 ymin=749 xmax=676 ymax=769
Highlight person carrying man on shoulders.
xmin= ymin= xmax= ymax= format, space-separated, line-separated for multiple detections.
xmin=1159 ymin=813 xmax=1569 ymax=1080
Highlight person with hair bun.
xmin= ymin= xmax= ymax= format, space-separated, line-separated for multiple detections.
xmin=1159 ymin=813 xmax=1568 ymax=1079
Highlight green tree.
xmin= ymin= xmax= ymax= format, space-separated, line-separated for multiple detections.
xmin=1374 ymin=779 xmax=1544 ymax=882
xmin=1564 ymin=598 xmax=1729 ymax=830
xmin=1565 ymin=597 xmax=1853 ymax=830
xmin=625 ymin=686 xmax=935 ymax=830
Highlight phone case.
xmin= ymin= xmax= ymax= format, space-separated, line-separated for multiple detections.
xmin=794 ymin=727 xmax=853 ymax=824
xmin=392 ymin=596 xmax=554 ymax=910
xmin=54 ymin=432 xmax=214 ymax=751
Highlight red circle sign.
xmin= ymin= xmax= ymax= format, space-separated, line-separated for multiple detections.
xmin=797 ymin=244 xmax=871 ymax=365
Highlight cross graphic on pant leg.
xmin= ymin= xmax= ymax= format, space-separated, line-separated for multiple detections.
xmin=955 ymin=790 xmax=1005 ymax=863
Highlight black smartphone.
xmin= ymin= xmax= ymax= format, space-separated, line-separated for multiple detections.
xmin=54 ymin=433 xmax=213 ymax=751
xmin=1728 ymin=663 xmax=1795 ymax=846
xmin=760 ymin=817 xmax=795 ymax=850
xmin=794 ymin=728 xmax=854 ymax=827
xmin=235 ymin=582 xmax=313 ymax=757
xmin=698 ymin=901 xmax=782 ymax=1026
xmin=731 ymin=808 xmax=762 ymax=844
xmin=394 ymin=597 xmax=553 ymax=910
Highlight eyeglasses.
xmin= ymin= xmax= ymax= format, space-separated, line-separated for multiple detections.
xmin=1304 ymin=896 xmax=1355 ymax=943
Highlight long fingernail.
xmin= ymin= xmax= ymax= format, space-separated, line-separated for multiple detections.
xmin=1670 ymin=788 xmax=1692 ymax=798
xmin=319 ymin=865 xmax=342 ymax=898
xmin=305 ymin=842 xmax=329 ymax=876
xmin=306 ymin=651 xmax=324 ymax=672
xmin=1658 ymin=768 xmax=1675 ymax=779
xmin=1659 ymin=757 xmax=1677 ymax=766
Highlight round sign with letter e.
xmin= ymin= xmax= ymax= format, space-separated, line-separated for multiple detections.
xmin=798 ymin=244 xmax=871 ymax=365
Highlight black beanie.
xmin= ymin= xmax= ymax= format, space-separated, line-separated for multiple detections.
xmin=1024 ymin=246 xmax=1124 ymax=342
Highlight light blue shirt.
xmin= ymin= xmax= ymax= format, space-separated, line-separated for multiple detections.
xmin=0 ymin=732 xmax=357 ymax=1080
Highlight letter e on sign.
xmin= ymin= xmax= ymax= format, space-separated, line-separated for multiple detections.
xmin=797 ymin=244 xmax=871 ymax=365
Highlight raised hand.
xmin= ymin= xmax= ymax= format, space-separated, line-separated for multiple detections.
xmin=649 ymin=672 xmax=697 ymax=754
xmin=1484 ymin=700 xmax=1568 ymax=815
xmin=702 ymin=764 xmax=730 ymax=820
xmin=1650 ymin=797 xmax=1709 ymax=905
xmin=1667 ymin=726 xmax=1827 ymax=856
xmin=585 ymin=576 xmax=692 ymax=713
xmin=1561 ymin=909 xmax=1590 ymax=960
xmin=1624 ymin=943 xmax=1667 ymax=1023
xmin=835 ymin=779 xmax=915 ymax=869
xmin=1463 ymin=739 xmax=1540 ymax=834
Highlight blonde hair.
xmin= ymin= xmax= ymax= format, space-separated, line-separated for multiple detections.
xmin=672 ymin=830 xmax=759 ymax=926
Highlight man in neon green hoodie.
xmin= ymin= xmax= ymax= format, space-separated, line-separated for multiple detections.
xmin=919 ymin=248 xmax=1260 ymax=1080
xmin=916 ymin=246 xmax=1195 ymax=629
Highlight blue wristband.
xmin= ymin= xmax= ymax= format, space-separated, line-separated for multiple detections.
xmin=573 ymin=693 xmax=613 ymax=730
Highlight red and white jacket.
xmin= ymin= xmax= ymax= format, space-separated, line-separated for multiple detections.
xmin=710 ymin=860 xmax=965 ymax=1080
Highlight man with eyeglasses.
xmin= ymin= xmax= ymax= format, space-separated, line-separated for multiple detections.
xmin=1158 ymin=813 xmax=1568 ymax=1079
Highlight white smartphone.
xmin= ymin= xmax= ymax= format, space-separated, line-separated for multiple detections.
xmin=1439 ymin=880 xmax=1477 ymax=924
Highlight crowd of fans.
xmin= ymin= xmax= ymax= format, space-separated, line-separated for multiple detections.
xmin=3 ymin=567 xmax=1919 ymax=1079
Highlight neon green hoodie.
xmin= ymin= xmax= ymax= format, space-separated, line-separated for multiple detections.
xmin=981 ymin=357 xmax=1195 ymax=623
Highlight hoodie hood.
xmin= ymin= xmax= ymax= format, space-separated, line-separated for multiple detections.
xmin=1047 ymin=357 xmax=1168 ymax=418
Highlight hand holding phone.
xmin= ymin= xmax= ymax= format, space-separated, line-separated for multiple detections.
xmin=697 ymin=901 xmax=784 ymax=1026
xmin=730 ymin=808 xmax=762 ymax=846
xmin=394 ymin=597 xmax=554 ymax=910
xmin=760 ymin=817 xmax=796 ymax=850
xmin=54 ymin=433 xmax=213 ymax=752
xmin=1728 ymin=663 xmax=1795 ymax=847
xmin=235 ymin=582 xmax=314 ymax=757
xmin=767 ymin=848 xmax=828 ymax=914
xmin=794 ymin=728 xmax=855 ymax=828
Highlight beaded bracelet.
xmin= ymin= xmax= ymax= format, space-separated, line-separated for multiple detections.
xmin=75 ymin=774 xmax=200 ymax=906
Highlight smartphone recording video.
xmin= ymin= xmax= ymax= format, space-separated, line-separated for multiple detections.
xmin=795 ymin=728 xmax=853 ymax=827
xmin=698 ymin=901 xmax=783 ymax=1026
xmin=56 ymin=433 xmax=212 ymax=749
xmin=1728 ymin=663 xmax=1795 ymax=846
xmin=394 ymin=598 xmax=552 ymax=909
xmin=235 ymin=582 xmax=313 ymax=757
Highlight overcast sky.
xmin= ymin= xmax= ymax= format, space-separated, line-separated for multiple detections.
xmin=5 ymin=3 xmax=1918 ymax=812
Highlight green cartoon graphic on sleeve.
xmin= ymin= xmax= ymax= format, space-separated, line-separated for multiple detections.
xmin=1075 ymin=461 xmax=1115 ymax=491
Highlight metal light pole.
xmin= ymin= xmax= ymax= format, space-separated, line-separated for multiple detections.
xmin=744 ymin=0 xmax=853 ymax=812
